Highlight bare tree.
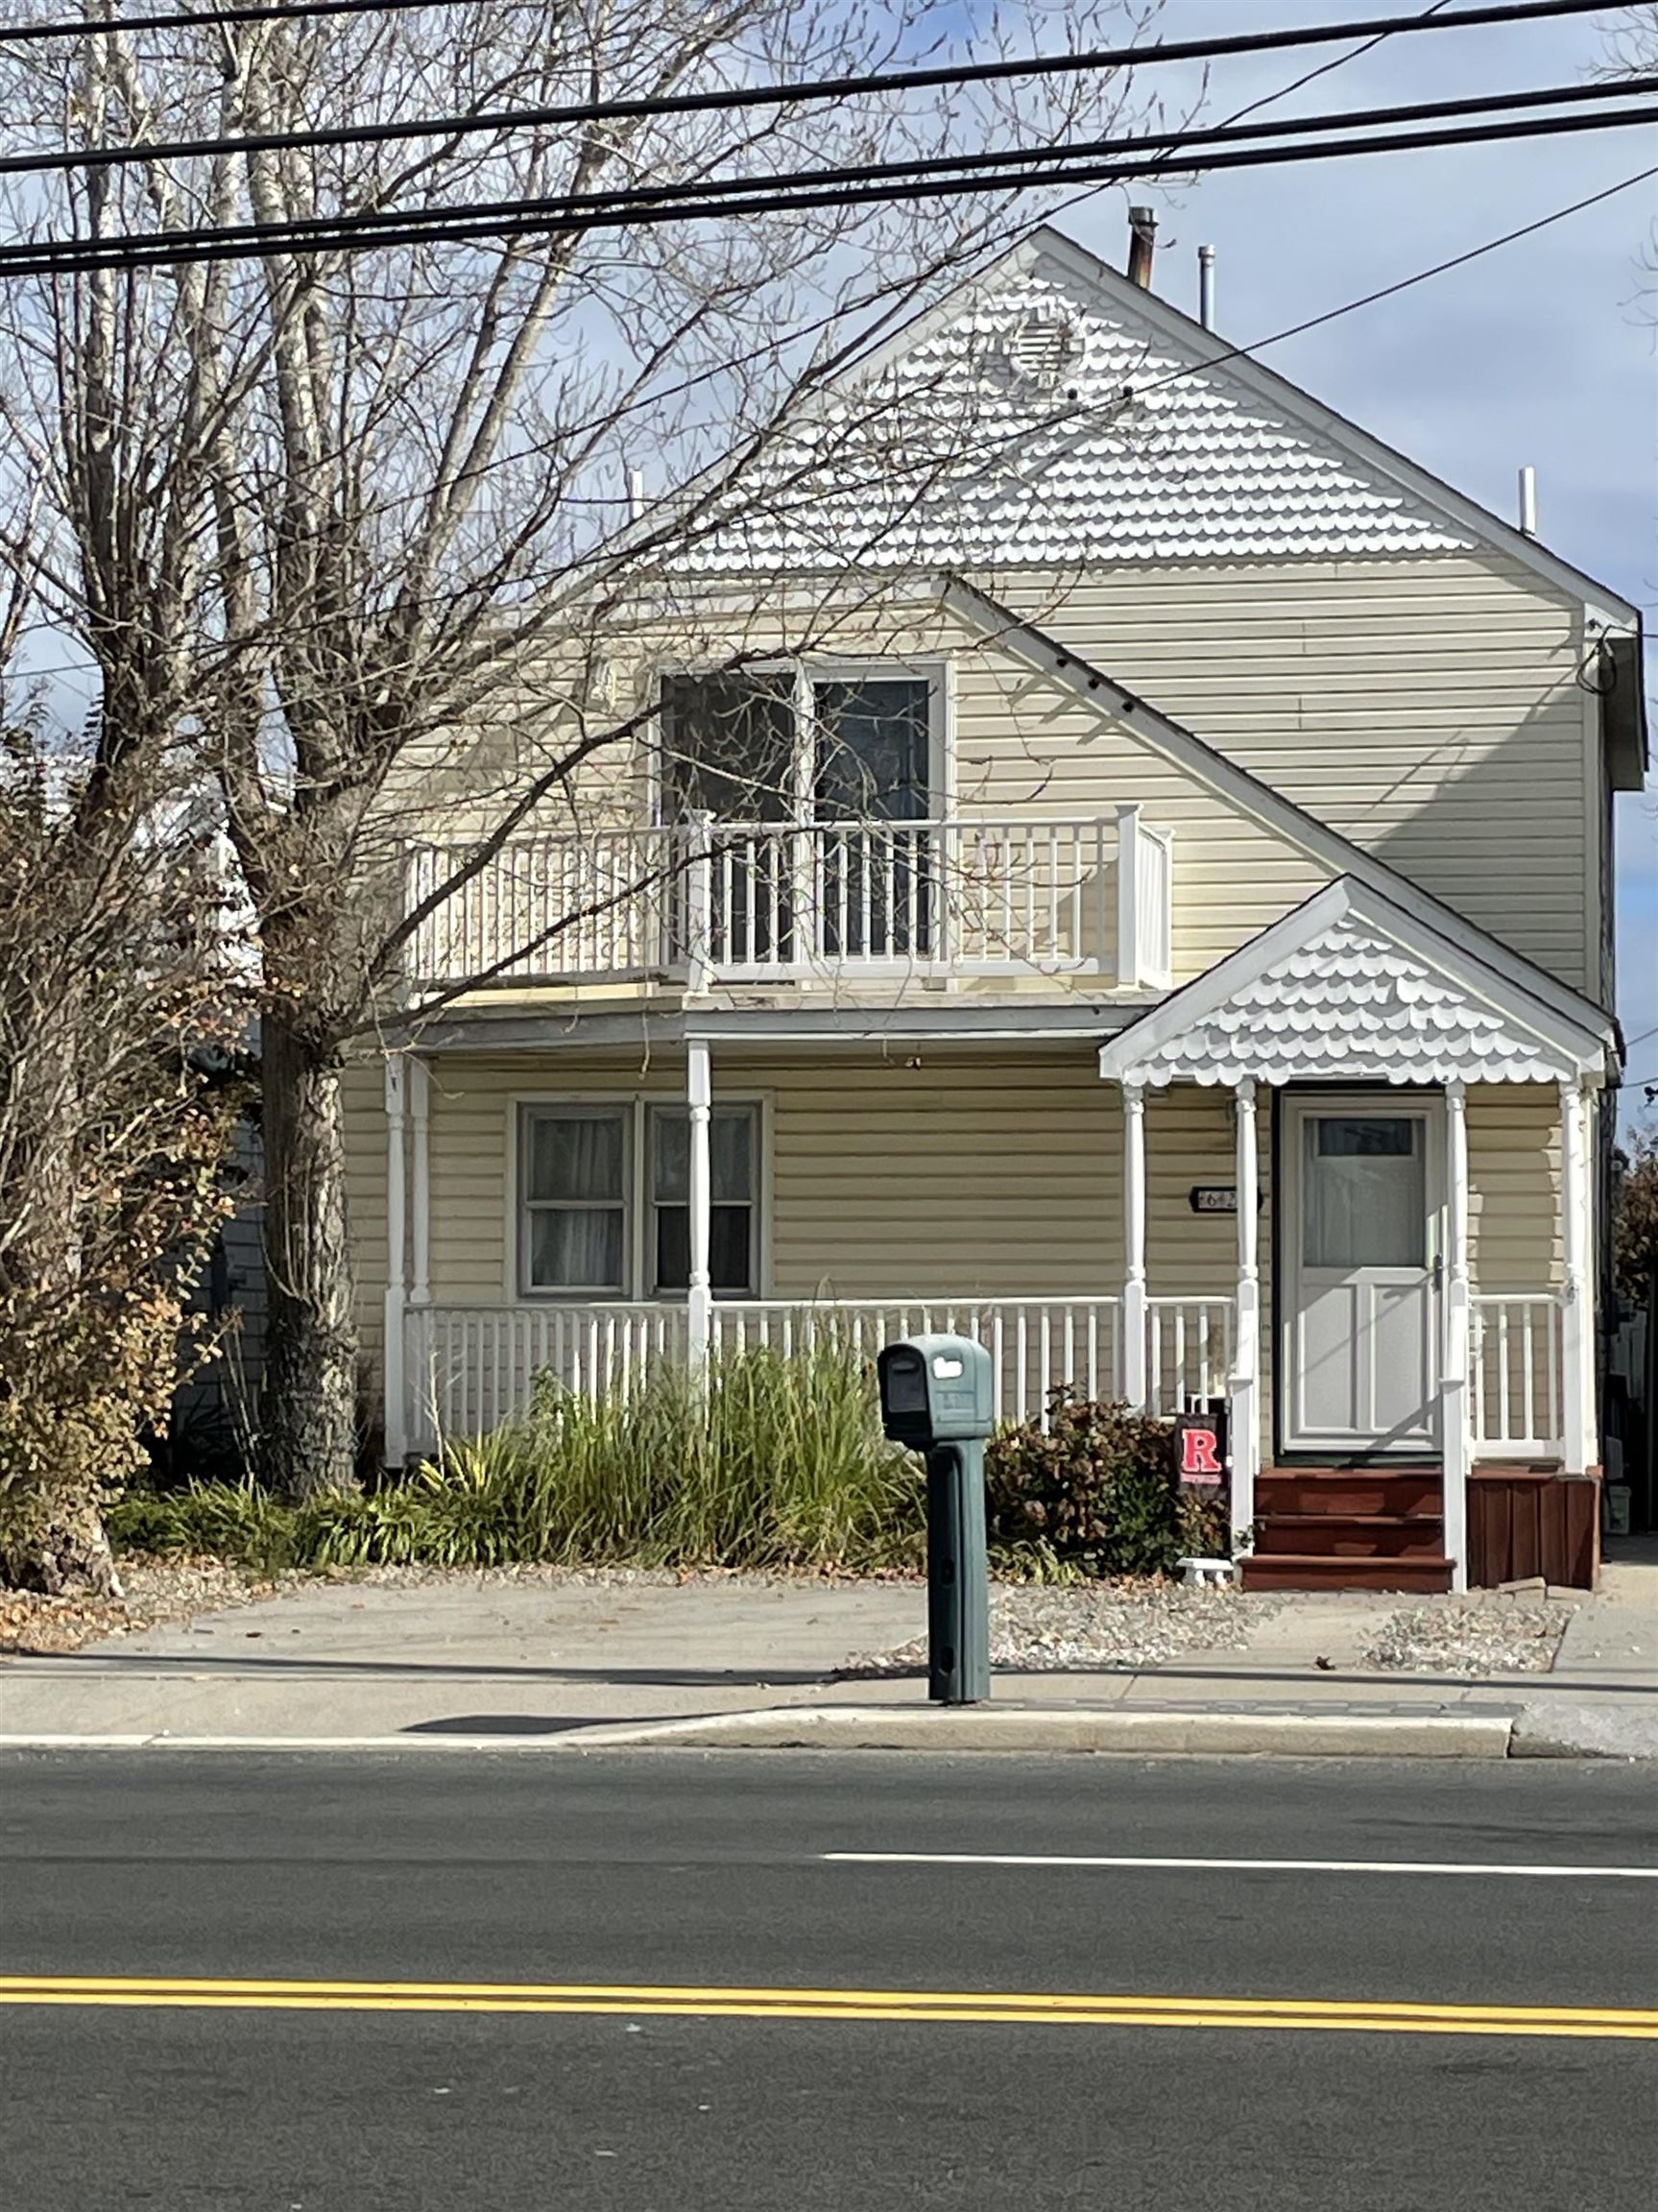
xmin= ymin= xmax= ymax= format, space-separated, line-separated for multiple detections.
xmin=0 ymin=1 xmax=1170 ymax=1498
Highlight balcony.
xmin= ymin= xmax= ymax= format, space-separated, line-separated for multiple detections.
xmin=405 ymin=806 xmax=1173 ymax=996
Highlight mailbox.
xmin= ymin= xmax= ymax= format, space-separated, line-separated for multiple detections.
xmin=877 ymin=1335 xmax=996 ymax=1448
xmin=878 ymin=1334 xmax=994 ymax=1706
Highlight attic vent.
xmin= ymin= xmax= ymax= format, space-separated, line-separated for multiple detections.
xmin=996 ymin=307 xmax=1084 ymax=391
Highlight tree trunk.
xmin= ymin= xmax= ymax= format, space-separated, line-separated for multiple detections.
xmin=0 ymin=1491 xmax=123 ymax=1599
xmin=258 ymin=1006 xmax=360 ymax=1499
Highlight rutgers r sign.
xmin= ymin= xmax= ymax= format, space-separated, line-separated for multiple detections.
xmin=1172 ymin=1407 xmax=1228 ymax=1492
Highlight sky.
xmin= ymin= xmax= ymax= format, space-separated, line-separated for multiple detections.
xmin=1050 ymin=0 xmax=1657 ymax=1113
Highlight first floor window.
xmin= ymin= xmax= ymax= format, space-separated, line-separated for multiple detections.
xmin=520 ymin=1106 xmax=628 ymax=1293
xmin=517 ymin=1099 xmax=758 ymax=1297
xmin=649 ymin=1106 xmax=756 ymax=1294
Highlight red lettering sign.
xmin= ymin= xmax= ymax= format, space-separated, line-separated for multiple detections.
xmin=1179 ymin=1426 xmax=1223 ymax=1483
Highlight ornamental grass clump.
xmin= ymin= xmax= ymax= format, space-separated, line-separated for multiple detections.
xmin=108 ymin=1337 xmax=925 ymax=1575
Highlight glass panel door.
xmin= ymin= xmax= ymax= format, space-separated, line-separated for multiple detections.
xmin=811 ymin=679 xmax=932 ymax=957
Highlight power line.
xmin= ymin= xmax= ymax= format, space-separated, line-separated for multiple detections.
xmin=0 ymin=0 xmax=1622 ymax=121
xmin=8 ymin=87 xmax=1657 ymax=276
xmin=8 ymin=45 xmax=1646 ymax=185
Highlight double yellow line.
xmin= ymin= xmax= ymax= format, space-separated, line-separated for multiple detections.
xmin=2 ymin=1976 xmax=1655 ymax=2039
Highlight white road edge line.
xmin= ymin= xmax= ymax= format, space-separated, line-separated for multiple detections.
xmin=823 ymin=1853 xmax=1658 ymax=1880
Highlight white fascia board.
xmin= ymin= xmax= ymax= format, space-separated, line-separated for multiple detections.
xmin=943 ymin=575 xmax=1617 ymax=1044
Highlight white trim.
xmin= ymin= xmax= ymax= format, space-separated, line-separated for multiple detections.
xmin=686 ymin=1040 xmax=712 ymax=1365
xmin=1095 ymin=877 xmax=1608 ymax=1090
xmin=409 ymin=1056 xmax=432 ymax=1310
xmin=1559 ymin=1078 xmax=1595 ymax=1475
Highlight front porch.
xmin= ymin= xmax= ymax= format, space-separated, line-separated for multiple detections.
xmin=369 ymin=1022 xmax=1589 ymax=1593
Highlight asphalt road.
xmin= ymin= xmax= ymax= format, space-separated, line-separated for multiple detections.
xmin=2 ymin=1750 xmax=1655 ymax=2211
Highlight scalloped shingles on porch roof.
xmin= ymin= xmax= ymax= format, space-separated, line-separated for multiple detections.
xmin=1097 ymin=880 xmax=1609 ymax=1092
xmin=688 ymin=250 xmax=1473 ymax=572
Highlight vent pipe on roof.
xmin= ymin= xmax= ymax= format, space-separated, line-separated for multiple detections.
xmin=1197 ymin=244 xmax=1216 ymax=330
xmin=1518 ymin=465 xmax=1538 ymax=539
xmin=1127 ymin=205 xmax=1157 ymax=289
xmin=627 ymin=466 xmax=646 ymax=521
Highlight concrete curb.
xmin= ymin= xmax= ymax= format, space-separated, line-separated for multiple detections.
xmin=0 ymin=1708 xmax=1521 ymax=1758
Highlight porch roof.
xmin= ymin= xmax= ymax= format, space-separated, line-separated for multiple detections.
xmin=1096 ymin=877 xmax=1612 ymax=1091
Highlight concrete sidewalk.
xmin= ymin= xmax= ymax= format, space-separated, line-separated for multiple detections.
xmin=1 ymin=1554 xmax=1653 ymax=1757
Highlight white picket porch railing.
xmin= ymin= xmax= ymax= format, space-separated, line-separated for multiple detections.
xmin=406 ymin=1292 xmax=1199 ymax=1442
xmin=404 ymin=811 xmax=1176 ymax=991
xmin=1144 ymin=1297 xmax=1234 ymax=1416
xmin=1471 ymin=1294 xmax=1566 ymax=1458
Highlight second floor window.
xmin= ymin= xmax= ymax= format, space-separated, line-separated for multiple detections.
xmin=660 ymin=668 xmax=935 ymax=825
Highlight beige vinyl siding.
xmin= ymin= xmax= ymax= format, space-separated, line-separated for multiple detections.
xmin=990 ymin=553 xmax=1594 ymax=992
xmin=342 ymin=1057 xmax=391 ymax=1370
xmin=1466 ymin=1084 xmax=1562 ymax=1292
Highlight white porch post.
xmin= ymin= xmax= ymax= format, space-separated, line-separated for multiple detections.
xmin=382 ymin=1057 xmax=409 ymax=1468
xmin=1116 ymin=804 xmax=1142 ymax=991
xmin=1559 ymin=1077 xmax=1595 ymax=1474
xmin=687 ymin=1038 xmax=713 ymax=1368
xmin=1121 ymin=1081 xmax=1147 ymax=1409
xmin=1229 ymin=1080 xmax=1261 ymax=1553
xmin=1442 ymin=1080 xmax=1471 ymax=1594
xmin=407 ymin=1056 xmax=433 ymax=1454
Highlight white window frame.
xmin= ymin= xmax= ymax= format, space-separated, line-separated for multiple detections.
xmin=644 ymin=1101 xmax=760 ymax=1299
xmin=509 ymin=1093 xmax=767 ymax=1302
xmin=516 ymin=1102 xmax=632 ymax=1299
xmin=650 ymin=659 xmax=951 ymax=826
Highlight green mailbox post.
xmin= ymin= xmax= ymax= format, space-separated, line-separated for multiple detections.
xmin=877 ymin=1334 xmax=994 ymax=1705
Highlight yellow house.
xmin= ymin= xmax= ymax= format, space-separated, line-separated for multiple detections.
xmin=347 ymin=227 xmax=1646 ymax=1593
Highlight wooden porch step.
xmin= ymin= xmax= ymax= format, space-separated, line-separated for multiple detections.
xmin=1253 ymin=1515 xmax=1448 ymax=1561
xmin=1240 ymin=1553 xmax=1455 ymax=1594
xmin=1256 ymin=1469 xmax=1443 ymax=1519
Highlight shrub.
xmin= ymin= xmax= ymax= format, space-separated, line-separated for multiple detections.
xmin=985 ymin=1391 xmax=1189 ymax=1578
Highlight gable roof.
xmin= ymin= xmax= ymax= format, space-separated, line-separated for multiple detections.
xmin=688 ymin=225 xmax=1637 ymax=624
xmin=943 ymin=574 xmax=1618 ymax=1049
xmin=1096 ymin=877 xmax=1609 ymax=1090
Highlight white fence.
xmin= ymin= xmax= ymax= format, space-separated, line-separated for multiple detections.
xmin=408 ymin=1303 xmax=689 ymax=1439
xmin=1472 ymin=1294 xmax=1565 ymax=1458
xmin=1145 ymin=1297 xmax=1234 ymax=1415
xmin=404 ymin=814 xmax=1167 ymax=989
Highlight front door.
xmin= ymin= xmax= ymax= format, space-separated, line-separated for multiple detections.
xmin=1283 ymin=1097 xmax=1441 ymax=1456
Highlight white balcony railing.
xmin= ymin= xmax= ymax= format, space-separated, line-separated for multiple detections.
xmin=405 ymin=810 xmax=1174 ymax=992
xmin=1472 ymin=1294 xmax=1566 ymax=1458
xmin=1145 ymin=1297 xmax=1234 ymax=1416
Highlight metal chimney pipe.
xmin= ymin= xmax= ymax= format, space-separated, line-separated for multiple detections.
xmin=627 ymin=466 xmax=646 ymax=522
xmin=1127 ymin=205 xmax=1158 ymax=289
xmin=1197 ymin=244 xmax=1216 ymax=330
xmin=1518 ymin=465 xmax=1538 ymax=538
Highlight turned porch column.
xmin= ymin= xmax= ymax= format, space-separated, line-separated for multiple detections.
xmin=1121 ymin=1081 xmax=1147 ymax=1409
xmin=687 ymin=1039 xmax=713 ymax=1368
xmin=382 ymin=1057 xmax=409 ymax=1468
xmin=1229 ymin=1079 xmax=1261 ymax=1553
xmin=1559 ymin=1076 xmax=1595 ymax=1475
xmin=1442 ymin=1080 xmax=1471 ymax=1594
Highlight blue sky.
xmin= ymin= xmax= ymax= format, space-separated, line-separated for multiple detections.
xmin=1052 ymin=0 xmax=1657 ymax=1112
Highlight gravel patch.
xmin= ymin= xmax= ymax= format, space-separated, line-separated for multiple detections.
xmin=840 ymin=1579 xmax=1272 ymax=1676
xmin=1361 ymin=1598 xmax=1574 ymax=1675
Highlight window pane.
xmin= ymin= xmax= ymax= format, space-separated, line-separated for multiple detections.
xmin=652 ymin=1111 xmax=689 ymax=1202
xmin=530 ymin=1208 xmax=625 ymax=1290
xmin=651 ymin=1107 xmax=754 ymax=1203
xmin=1303 ymin=1118 xmax=1426 ymax=1270
xmin=654 ymin=1205 xmax=753 ymax=1293
xmin=526 ymin=1111 xmax=623 ymax=1201
xmin=661 ymin=673 xmax=794 ymax=822
xmin=813 ymin=679 xmax=930 ymax=821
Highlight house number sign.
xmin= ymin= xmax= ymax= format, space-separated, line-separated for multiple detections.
xmin=1188 ymin=1186 xmax=1267 ymax=1214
